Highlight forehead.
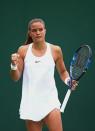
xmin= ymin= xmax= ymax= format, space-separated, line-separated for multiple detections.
xmin=31 ymin=22 xmax=45 ymax=29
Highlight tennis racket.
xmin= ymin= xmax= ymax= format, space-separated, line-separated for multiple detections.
xmin=60 ymin=44 xmax=92 ymax=113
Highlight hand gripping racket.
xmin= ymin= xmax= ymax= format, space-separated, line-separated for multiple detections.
xmin=60 ymin=45 xmax=92 ymax=113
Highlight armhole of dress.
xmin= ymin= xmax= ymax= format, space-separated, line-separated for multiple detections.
xmin=48 ymin=43 xmax=55 ymax=65
xmin=24 ymin=43 xmax=32 ymax=62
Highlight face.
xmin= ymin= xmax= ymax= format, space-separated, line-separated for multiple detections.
xmin=29 ymin=22 xmax=46 ymax=43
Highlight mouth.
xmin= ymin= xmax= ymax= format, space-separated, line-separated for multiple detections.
xmin=35 ymin=36 xmax=42 ymax=39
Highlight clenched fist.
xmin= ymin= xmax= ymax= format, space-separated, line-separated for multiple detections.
xmin=11 ymin=53 xmax=20 ymax=65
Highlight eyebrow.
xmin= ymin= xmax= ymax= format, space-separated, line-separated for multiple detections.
xmin=31 ymin=28 xmax=44 ymax=32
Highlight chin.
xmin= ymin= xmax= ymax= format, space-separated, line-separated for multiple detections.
xmin=35 ymin=39 xmax=43 ymax=43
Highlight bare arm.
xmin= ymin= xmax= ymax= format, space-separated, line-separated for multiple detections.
xmin=10 ymin=46 xmax=24 ymax=81
xmin=53 ymin=45 xmax=78 ymax=90
xmin=52 ymin=45 xmax=69 ymax=82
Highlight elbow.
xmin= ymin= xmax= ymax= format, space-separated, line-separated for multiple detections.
xmin=11 ymin=76 xmax=20 ymax=82
xmin=13 ymin=78 xmax=20 ymax=82
xmin=10 ymin=70 xmax=21 ymax=82
xmin=10 ymin=73 xmax=21 ymax=82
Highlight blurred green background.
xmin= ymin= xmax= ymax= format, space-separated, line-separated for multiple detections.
xmin=0 ymin=0 xmax=95 ymax=131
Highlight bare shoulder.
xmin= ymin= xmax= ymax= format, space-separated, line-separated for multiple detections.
xmin=50 ymin=44 xmax=63 ymax=61
xmin=51 ymin=44 xmax=63 ymax=56
xmin=51 ymin=44 xmax=61 ymax=52
xmin=17 ymin=44 xmax=29 ymax=59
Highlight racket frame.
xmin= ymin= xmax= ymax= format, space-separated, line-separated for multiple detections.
xmin=60 ymin=45 xmax=92 ymax=113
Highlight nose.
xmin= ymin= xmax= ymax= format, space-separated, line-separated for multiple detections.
xmin=36 ymin=30 xmax=40 ymax=34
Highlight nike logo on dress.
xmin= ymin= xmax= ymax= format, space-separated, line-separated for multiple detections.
xmin=35 ymin=60 xmax=40 ymax=63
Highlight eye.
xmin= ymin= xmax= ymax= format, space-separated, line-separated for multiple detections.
xmin=31 ymin=28 xmax=44 ymax=32
xmin=39 ymin=28 xmax=43 ymax=31
xmin=31 ymin=29 xmax=37 ymax=32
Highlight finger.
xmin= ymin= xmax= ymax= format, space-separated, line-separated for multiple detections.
xmin=75 ymin=83 xmax=78 ymax=86
xmin=71 ymin=83 xmax=78 ymax=90
xmin=74 ymin=83 xmax=78 ymax=87
xmin=71 ymin=85 xmax=76 ymax=90
xmin=11 ymin=53 xmax=19 ymax=65
xmin=11 ymin=53 xmax=17 ymax=57
xmin=11 ymin=53 xmax=19 ymax=59
xmin=11 ymin=56 xmax=17 ymax=61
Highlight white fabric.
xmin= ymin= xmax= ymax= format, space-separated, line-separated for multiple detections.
xmin=19 ymin=42 xmax=61 ymax=121
xmin=11 ymin=63 xmax=17 ymax=70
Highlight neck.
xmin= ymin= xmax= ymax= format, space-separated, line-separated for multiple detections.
xmin=33 ymin=41 xmax=46 ymax=50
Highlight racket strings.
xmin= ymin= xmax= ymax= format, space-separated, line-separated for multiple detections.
xmin=71 ymin=47 xmax=90 ymax=80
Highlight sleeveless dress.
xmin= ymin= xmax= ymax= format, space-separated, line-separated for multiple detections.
xmin=19 ymin=42 xmax=61 ymax=121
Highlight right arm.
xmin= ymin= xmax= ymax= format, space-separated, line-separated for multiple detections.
xmin=10 ymin=46 xmax=25 ymax=81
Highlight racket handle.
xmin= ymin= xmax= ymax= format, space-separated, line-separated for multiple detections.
xmin=60 ymin=89 xmax=71 ymax=113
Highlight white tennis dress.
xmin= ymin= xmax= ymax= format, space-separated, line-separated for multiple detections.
xmin=19 ymin=42 xmax=61 ymax=121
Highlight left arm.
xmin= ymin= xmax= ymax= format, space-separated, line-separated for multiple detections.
xmin=52 ymin=45 xmax=69 ymax=82
xmin=52 ymin=45 xmax=78 ymax=90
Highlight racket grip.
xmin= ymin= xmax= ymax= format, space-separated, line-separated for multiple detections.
xmin=60 ymin=89 xmax=71 ymax=113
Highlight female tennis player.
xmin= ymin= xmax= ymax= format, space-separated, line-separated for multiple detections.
xmin=10 ymin=18 xmax=78 ymax=131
